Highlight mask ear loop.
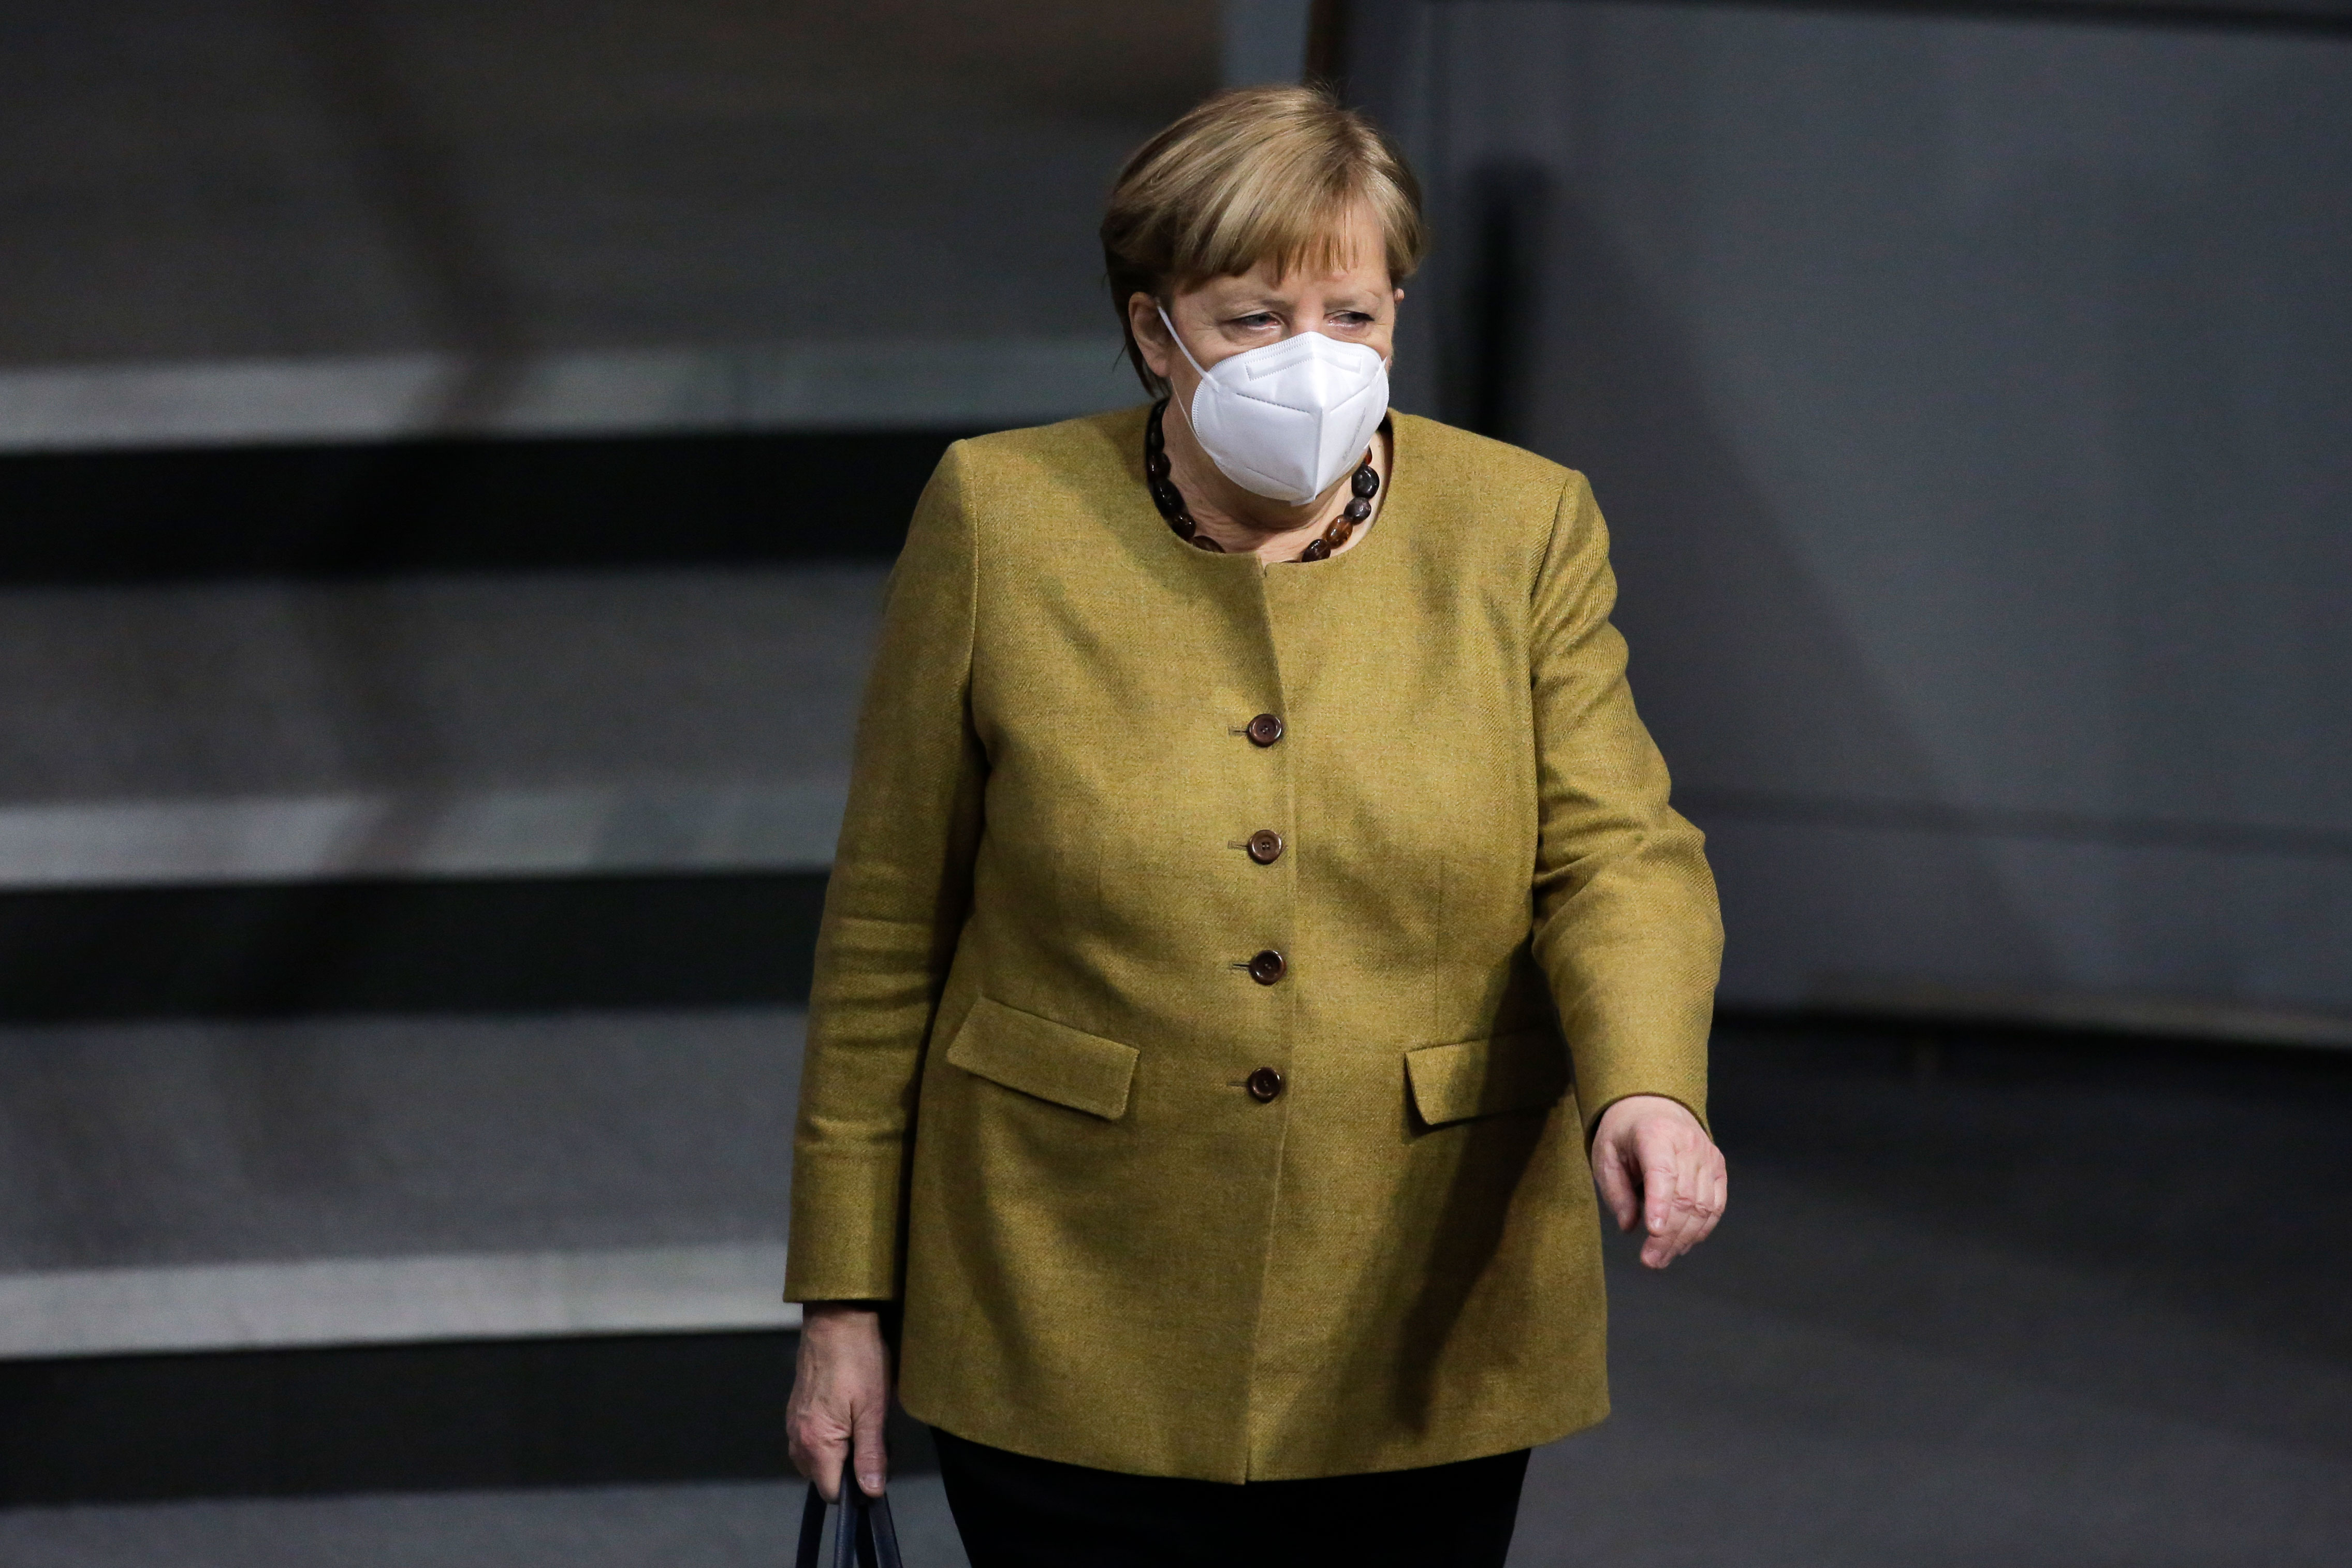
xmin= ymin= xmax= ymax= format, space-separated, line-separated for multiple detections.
xmin=1153 ymin=303 xmax=1217 ymax=445
xmin=1155 ymin=303 xmax=1212 ymax=379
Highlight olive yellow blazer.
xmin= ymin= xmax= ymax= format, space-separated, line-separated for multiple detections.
xmin=786 ymin=404 xmax=1720 ymax=1483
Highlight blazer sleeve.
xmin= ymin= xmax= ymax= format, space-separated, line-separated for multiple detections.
xmin=785 ymin=443 xmax=986 ymax=1302
xmin=1527 ymin=471 xmax=1722 ymax=1142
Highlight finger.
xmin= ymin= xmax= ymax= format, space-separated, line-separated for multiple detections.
xmin=852 ymin=1396 xmax=890 ymax=1496
xmin=1671 ymin=1177 xmax=1710 ymax=1255
xmin=784 ymin=1362 xmax=842 ymax=1500
xmin=1675 ymin=1146 xmax=1720 ymax=1248
xmin=1641 ymin=1116 xmax=1692 ymax=1233
xmin=1653 ymin=1148 xmax=1728 ymax=1265
xmin=1593 ymin=1138 xmax=1639 ymax=1232
xmin=1641 ymin=1140 xmax=1710 ymax=1268
xmin=1640 ymin=1153 xmax=1679 ymax=1240
xmin=1648 ymin=1203 xmax=1703 ymax=1268
xmin=1642 ymin=1191 xmax=1696 ymax=1267
xmin=1692 ymin=1155 xmax=1727 ymax=1244
xmin=794 ymin=1422 xmax=846 ymax=1501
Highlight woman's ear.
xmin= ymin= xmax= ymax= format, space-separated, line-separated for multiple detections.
xmin=1128 ymin=292 xmax=1172 ymax=380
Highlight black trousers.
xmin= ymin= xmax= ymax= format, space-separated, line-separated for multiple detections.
xmin=932 ymin=1428 xmax=1529 ymax=1568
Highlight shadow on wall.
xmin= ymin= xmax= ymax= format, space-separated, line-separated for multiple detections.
xmin=1448 ymin=158 xmax=2058 ymax=1008
xmin=1451 ymin=160 xmax=1550 ymax=449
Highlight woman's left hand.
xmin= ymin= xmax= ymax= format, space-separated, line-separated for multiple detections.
xmin=1590 ymin=1094 xmax=1727 ymax=1269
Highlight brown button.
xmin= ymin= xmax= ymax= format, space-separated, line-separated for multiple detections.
xmin=1246 ymin=1066 xmax=1285 ymax=1103
xmin=1247 ymin=949 xmax=1287 ymax=985
xmin=1246 ymin=713 xmax=1284 ymax=747
xmin=1246 ymin=829 xmax=1284 ymax=864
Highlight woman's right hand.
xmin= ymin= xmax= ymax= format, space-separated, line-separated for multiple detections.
xmin=786 ymin=1302 xmax=892 ymax=1500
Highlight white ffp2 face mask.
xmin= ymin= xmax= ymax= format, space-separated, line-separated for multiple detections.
xmin=1158 ymin=305 xmax=1390 ymax=504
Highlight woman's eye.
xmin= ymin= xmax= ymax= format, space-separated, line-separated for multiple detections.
xmin=1233 ymin=313 xmax=1280 ymax=330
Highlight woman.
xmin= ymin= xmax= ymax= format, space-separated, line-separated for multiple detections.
xmin=784 ymin=85 xmax=1727 ymax=1565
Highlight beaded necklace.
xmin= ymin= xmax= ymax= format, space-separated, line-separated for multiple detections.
xmin=1144 ymin=399 xmax=1380 ymax=563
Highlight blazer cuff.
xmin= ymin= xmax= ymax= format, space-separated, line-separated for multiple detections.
xmin=783 ymin=1150 xmax=908 ymax=1303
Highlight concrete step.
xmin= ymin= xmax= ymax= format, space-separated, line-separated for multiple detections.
xmin=0 ymin=343 xmax=1134 ymax=455
xmin=0 ymin=1008 xmax=802 ymax=1354
xmin=0 ymin=564 xmax=884 ymax=887
xmin=0 ymin=1478 xmax=972 ymax=1568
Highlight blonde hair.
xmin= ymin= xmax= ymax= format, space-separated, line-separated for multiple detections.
xmin=1101 ymin=85 xmax=1428 ymax=395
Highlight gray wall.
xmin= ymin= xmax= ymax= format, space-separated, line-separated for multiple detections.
xmin=1354 ymin=1 xmax=2352 ymax=1033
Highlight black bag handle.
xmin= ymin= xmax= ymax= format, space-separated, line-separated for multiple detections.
xmin=796 ymin=1453 xmax=904 ymax=1568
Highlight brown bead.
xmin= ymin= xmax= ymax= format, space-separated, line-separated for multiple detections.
xmin=1246 ymin=713 xmax=1283 ymax=746
xmin=1190 ymin=533 xmax=1225 ymax=552
xmin=1246 ymin=1066 xmax=1285 ymax=1102
xmin=1343 ymin=496 xmax=1372 ymax=522
xmin=1247 ymin=949 xmax=1287 ymax=985
xmin=1300 ymin=538 xmax=1332 ymax=562
xmin=1246 ymin=828 xmax=1284 ymax=864
xmin=1351 ymin=465 xmax=1379 ymax=498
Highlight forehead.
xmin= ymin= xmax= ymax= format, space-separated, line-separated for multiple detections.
xmin=1189 ymin=206 xmax=1392 ymax=299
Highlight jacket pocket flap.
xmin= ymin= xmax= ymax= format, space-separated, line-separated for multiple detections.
xmin=1406 ymin=1028 xmax=1570 ymax=1128
xmin=946 ymin=997 xmax=1141 ymax=1120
